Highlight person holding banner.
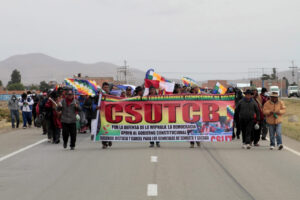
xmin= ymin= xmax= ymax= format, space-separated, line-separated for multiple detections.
xmin=134 ymin=86 xmax=144 ymax=97
xmin=102 ymin=82 xmax=113 ymax=149
xmin=149 ymin=86 xmax=161 ymax=148
xmin=190 ymin=86 xmax=201 ymax=148
xmin=57 ymin=89 xmax=80 ymax=150
xmin=235 ymin=89 xmax=260 ymax=149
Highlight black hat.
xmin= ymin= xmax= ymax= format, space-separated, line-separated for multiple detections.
xmin=244 ymin=89 xmax=253 ymax=95
xmin=261 ymin=88 xmax=268 ymax=93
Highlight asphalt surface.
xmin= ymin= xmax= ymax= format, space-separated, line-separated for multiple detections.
xmin=0 ymin=128 xmax=300 ymax=200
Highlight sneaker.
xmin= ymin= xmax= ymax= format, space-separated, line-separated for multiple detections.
xmin=149 ymin=144 xmax=154 ymax=148
xmin=242 ymin=143 xmax=246 ymax=149
xmin=196 ymin=142 xmax=201 ymax=147
xmin=246 ymin=144 xmax=251 ymax=149
xmin=254 ymin=143 xmax=260 ymax=147
xmin=70 ymin=147 xmax=75 ymax=150
xmin=23 ymin=126 xmax=27 ymax=129
xmin=102 ymin=145 xmax=108 ymax=149
xmin=190 ymin=144 xmax=194 ymax=148
xmin=232 ymin=135 xmax=235 ymax=140
xmin=270 ymin=146 xmax=275 ymax=150
xmin=156 ymin=143 xmax=160 ymax=148
xmin=261 ymin=137 xmax=266 ymax=140
xmin=278 ymin=144 xmax=283 ymax=150
xmin=108 ymin=141 xmax=112 ymax=147
xmin=63 ymin=143 xmax=67 ymax=149
xmin=48 ymin=139 xmax=52 ymax=143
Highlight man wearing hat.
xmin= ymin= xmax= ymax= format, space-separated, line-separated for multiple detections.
xmin=235 ymin=89 xmax=260 ymax=149
xmin=263 ymin=92 xmax=286 ymax=150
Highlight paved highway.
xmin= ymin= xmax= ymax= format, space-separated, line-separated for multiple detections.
xmin=0 ymin=128 xmax=300 ymax=200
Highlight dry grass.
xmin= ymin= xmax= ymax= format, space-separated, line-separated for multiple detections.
xmin=282 ymin=99 xmax=300 ymax=141
xmin=0 ymin=101 xmax=12 ymax=129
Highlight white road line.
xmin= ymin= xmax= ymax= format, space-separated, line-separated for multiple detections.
xmin=0 ymin=139 xmax=48 ymax=162
xmin=266 ymin=137 xmax=300 ymax=157
xmin=147 ymin=184 xmax=158 ymax=196
xmin=151 ymin=156 xmax=158 ymax=163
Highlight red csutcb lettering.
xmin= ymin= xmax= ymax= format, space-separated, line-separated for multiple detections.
xmin=164 ymin=103 xmax=180 ymax=123
xmin=182 ymin=103 xmax=200 ymax=123
xmin=144 ymin=104 xmax=162 ymax=123
xmin=202 ymin=103 xmax=220 ymax=122
xmin=125 ymin=104 xmax=142 ymax=123
xmin=105 ymin=104 xmax=123 ymax=123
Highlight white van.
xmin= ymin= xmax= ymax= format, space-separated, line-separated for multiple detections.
xmin=288 ymin=86 xmax=299 ymax=97
xmin=270 ymin=86 xmax=280 ymax=96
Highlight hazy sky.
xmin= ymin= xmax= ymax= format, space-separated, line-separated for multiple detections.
xmin=0 ymin=0 xmax=299 ymax=80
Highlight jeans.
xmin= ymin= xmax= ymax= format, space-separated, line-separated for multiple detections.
xmin=268 ymin=123 xmax=282 ymax=146
xmin=10 ymin=110 xmax=20 ymax=128
xmin=22 ymin=111 xmax=32 ymax=127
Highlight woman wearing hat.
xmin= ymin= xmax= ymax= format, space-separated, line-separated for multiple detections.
xmin=263 ymin=92 xmax=286 ymax=150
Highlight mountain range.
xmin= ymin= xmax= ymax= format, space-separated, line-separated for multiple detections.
xmin=0 ymin=53 xmax=146 ymax=86
xmin=0 ymin=53 xmax=298 ymax=87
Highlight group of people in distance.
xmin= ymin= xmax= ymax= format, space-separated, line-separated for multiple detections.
xmin=234 ymin=87 xmax=286 ymax=150
xmin=8 ymin=82 xmax=286 ymax=151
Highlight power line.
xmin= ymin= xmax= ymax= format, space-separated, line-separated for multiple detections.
xmin=289 ymin=60 xmax=298 ymax=84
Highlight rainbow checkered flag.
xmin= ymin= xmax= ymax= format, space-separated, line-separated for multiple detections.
xmin=182 ymin=77 xmax=198 ymax=87
xmin=144 ymin=69 xmax=175 ymax=96
xmin=64 ymin=79 xmax=99 ymax=96
xmin=212 ymin=82 xmax=227 ymax=95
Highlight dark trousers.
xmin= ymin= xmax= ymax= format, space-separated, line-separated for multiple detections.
xmin=253 ymin=122 xmax=262 ymax=144
xmin=46 ymin=120 xmax=60 ymax=142
xmin=232 ymin=120 xmax=241 ymax=138
xmin=10 ymin=110 xmax=20 ymax=128
xmin=46 ymin=119 xmax=54 ymax=140
xmin=240 ymin=120 xmax=254 ymax=144
xmin=150 ymin=141 xmax=160 ymax=145
xmin=62 ymin=123 xmax=77 ymax=148
xmin=42 ymin=120 xmax=47 ymax=134
xmin=261 ymin=119 xmax=268 ymax=138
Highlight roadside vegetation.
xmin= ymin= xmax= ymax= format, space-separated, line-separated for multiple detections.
xmin=282 ymin=99 xmax=300 ymax=141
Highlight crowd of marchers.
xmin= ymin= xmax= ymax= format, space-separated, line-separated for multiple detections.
xmin=7 ymin=83 xmax=286 ymax=150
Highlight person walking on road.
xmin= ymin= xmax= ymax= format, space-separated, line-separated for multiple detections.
xmin=252 ymin=88 xmax=264 ymax=146
xmin=57 ymin=90 xmax=80 ymax=150
xmin=8 ymin=94 xmax=20 ymax=128
xmin=263 ymin=92 xmax=286 ymax=150
xmin=235 ymin=89 xmax=260 ymax=149
xmin=18 ymin=93 xmax=34 ymax=129
xmin=260 ymin=88 xmax=269 ymax=140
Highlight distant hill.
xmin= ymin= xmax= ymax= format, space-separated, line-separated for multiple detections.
xmin=0 ymin=53 xmax=146 ymax=86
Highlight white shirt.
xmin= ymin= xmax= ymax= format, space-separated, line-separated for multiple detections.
xmin=18 ymin=97 xmax=34 ymax=112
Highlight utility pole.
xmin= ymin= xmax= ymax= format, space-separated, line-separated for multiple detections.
xmin=289 ymin=60 xmax=298 ymax=85
xmin=117 ymin=60 xmax=129 ymax=84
